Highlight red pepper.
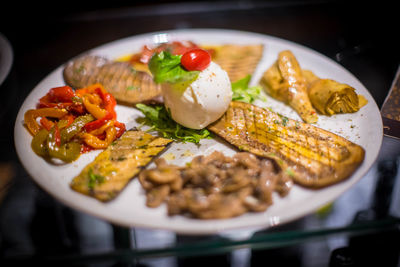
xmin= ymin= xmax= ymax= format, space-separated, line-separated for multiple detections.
xmin=38 ymin=94 xmax=53 ymax=108
xmin=38 ymin=86 xmax=76 ymax=108
xmin=38 ymin=99 xmax=72 ymax=109
xmin=95 ymin=132 xmax=107 ymax=140
xmin=61 ymin=114 xmax=75 ymax=127
xmin=83 ymin=112 xmax=113 ymax=132
xmin=104 ymin=94 xmax=117 ymax=119
xmin=48 ymin=86 xmax=75 ymax=103
xmin=40 ymin=117 xmax=55 ymax=131
xmin=75 ymin=88 xmax=89 ymax=96
xmin=114 ymin=121 xmax=126 ymax=138
xmin=81 ymin=143 xmax=94 ymax=153
xmin=54 ymin=124 xmax=61 ymax=147
xmin=138 ymin=45 xmax=154 ymax=64
xmin=95 ymin=87 xmax=117 ymax=119
xmin=67 ymin=102 xmax=86 ymax=115
xmin=94 ymin=87 xmax=106 ymax=102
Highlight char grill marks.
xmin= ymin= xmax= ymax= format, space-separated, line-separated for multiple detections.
xmin=63 ymin=55 xmax=161 ymax=104
xmin=70 ymin=130 xmax=172 ymax=202
xmin=213 ymin=44 xmax=264 ymax=82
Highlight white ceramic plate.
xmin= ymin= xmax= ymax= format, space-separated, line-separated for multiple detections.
xmin=14 ymin=29 xmax=382 ymax=235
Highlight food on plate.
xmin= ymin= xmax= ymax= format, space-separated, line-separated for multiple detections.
xmin=119 ymin=41 xmax=215 ymax=76
xmin=70 ymin=130 xmax=172 ymax=201
xmin=261 ymin=51 xmax=367 ymax=119
xmin=301 ymin=69 xmax=320 ymax=85
xmin=180 ymin=48 xmax=212 ymax=71
xmin=260 ymin=50 xmax=318 ymax=123
xmin=139 ymin=151 xmax=292 ymax=219
xmin=208 ymin=101 xmax=365 ymax=188
xmin=149 ymin=50 xmax=232 ymax=129
xmin=63 ymin=55 xmax=161 ymax=105
xmin=307 ymin=77 xmax=368 ymax=116
xmin=24 ymin=84 xmax=126 ymax=162
xmin=135 ymin=104 xmax=212 ymax=144
xmin=210 ymin=44 xmax=264 ymax=82
xmin=231 ymin=75 xmax=265 ymax=104
xmin=134 ymin=59 xmax=264 ymax=143
xmin=123 ymin=40 xmax=208 ymax=72
xmin=121 ymin=41 xmax=263 ymax=83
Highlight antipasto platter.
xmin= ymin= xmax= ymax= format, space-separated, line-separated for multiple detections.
xmin=14 ymin=29 xmax=382 ymax=234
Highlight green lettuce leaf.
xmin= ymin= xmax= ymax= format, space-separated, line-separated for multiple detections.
xmin=231 ymin=75 xmax=266 ymax=103
xmin=136 ymin=103 xmax=212 ymax=144
xmin=148 ymin=51 xmax=200 ymax=84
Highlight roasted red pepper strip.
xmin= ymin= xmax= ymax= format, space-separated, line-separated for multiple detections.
xmin=81 ymin=143 xmax=94 ymax=153
xmin=25 ymin=108 xmax=68 ymax=135
xmin=67 ymin=102 xmax=86 ymax=115
xmin=114 ymin=121 xmax=126 ymax=138
xmin=48 ymin=86 xmax=75 ymax=103
xmin=83 ymin=112 xmax=113 ymax=132
xmin=95 ymin=87 xmax=117 ymax=119
xmin=81 ymin=126 xmax=117 ymax=149
xmin=40 ymin=117 xmax=55 ymax=131
xmin=38 ymin=94 xmax=54 ymax=108
xmin=62 ymin=114 xmax=75 ymax=127
xmin=38 ymin=98 xmax=73 ymax=109
xmin=75 ymin=88 xmax=89 ymax=96
xmin=54 ymin=124 xmax=61 ymax=147
xmin=38 ymin=86 xmax=75 ymax=108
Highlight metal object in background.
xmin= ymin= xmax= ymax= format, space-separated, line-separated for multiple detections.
xmin=381 ymin=66 xmax=400 ymax=139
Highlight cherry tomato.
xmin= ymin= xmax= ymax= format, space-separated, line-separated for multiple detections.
xmin=181 ymin=49 xmax=211 ymax=71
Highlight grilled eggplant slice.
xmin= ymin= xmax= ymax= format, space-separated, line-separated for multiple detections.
xmin=70 ymin=130 xmax=172 ymax=201
xmin=208 ymin=101 xmax=365 ymax=188
xmin=212 ymin=44 xmax=264 ymax=82
xmin=63 ymin=55 xmax=162 ymax=105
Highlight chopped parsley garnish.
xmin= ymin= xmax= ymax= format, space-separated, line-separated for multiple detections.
xmin=88 ymin=168 xmax=105 ymax=189
xmin=75 ymin=65 xmax=85 ymax=74
xmin=278 ymin=114 xmax=289 ymax=126
xmin=285 ymin=168 xmax=295 ymax=177
xmin=126 ymin=85 xmax=138 ymax=91
xmin=136 ymin=103 xmax=212 ymax=144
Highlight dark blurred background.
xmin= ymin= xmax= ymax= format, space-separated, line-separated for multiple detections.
xmin=1 ymin=1 xmax=399 ymax=266
xmin=1 ymin=0 xmax=398 ymax=104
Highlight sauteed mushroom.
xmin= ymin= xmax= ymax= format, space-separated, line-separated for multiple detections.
xmin=139 ymin=151 xmax=292 ymax=219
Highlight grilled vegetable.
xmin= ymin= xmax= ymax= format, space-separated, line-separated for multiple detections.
xmin=31 ymin=127 xmax=82 ymax=163
xmin=261 ymin=50 xmax=318 ymax=123
xmin=212 ymin=44 xmax=264 ymax=82
xmin=208 ymin=101 xmax=365 ymax=188
xmin=308 ymin=79 xmax=368 ymax=116
xmin=24 ymin=108 xmax=68 ymax=135
xmin=70 ymin=130 xmax=173 ymax=201
xmin=31 ymin=129 xmax=50 ymax=157
xmin=60 ymin=114 xmax=95 ymax=143
xmin=63 ymin=55 xmax=162 ymax=104
xmin=46 ymin=126 xmax=82 ymax=162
